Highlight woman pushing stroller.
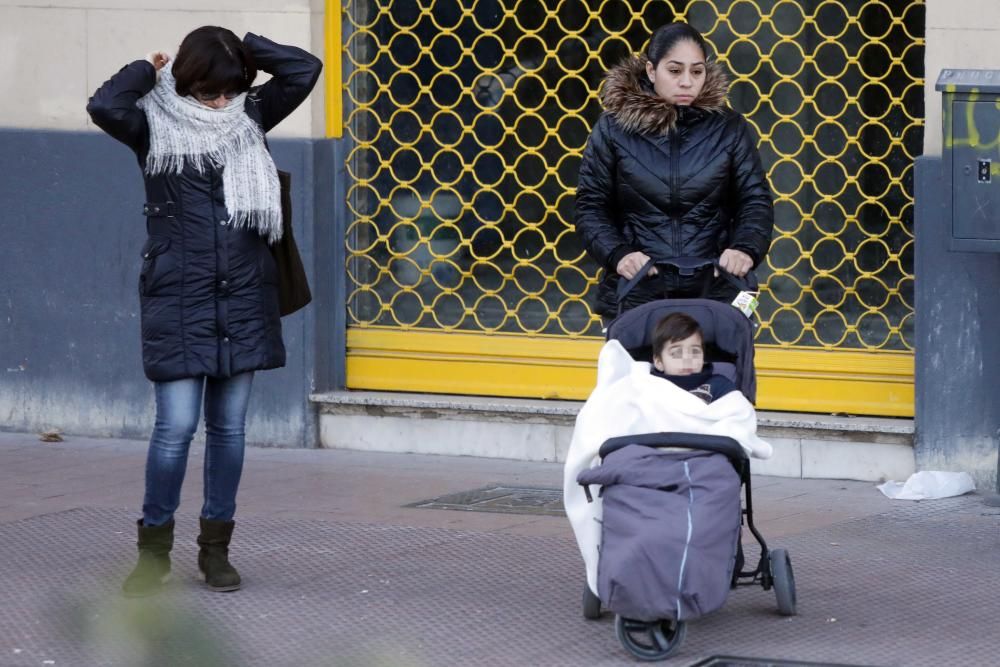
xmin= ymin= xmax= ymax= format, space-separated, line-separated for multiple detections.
xmin=565 ymin=18 xmax=776 ymax=550
xmin=565 ymin=22 xmax=795 ymax=660
xmin=574 ymin=21 xmax=773 ymax=317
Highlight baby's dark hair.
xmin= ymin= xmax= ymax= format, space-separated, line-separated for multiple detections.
xmin=652 ymin=312 xmax=703 ymax=358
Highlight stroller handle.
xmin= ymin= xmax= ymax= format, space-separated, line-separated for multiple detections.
xmin=614 ymin=257 xmax=758 ymax=312
xmin=598 ymin=432 xmax=749 ymax=461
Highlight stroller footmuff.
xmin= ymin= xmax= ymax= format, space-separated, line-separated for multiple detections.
xmin=579 ymin=445 xmax=742 ymax=623
xmin=578 ymin=444 xmax=741 ymax=660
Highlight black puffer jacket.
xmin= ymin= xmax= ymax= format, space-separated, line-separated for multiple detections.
xmin=87 ymin=33 xmax=321 ymax=382
xmin=575 ymin=55 xmax=773 ymax=317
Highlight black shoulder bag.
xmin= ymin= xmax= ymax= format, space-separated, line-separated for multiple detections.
xmin=270 ymin=170 xmax=312 ymax=317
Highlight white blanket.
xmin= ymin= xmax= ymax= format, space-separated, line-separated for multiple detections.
xmin=563 ymin=340 xmax=772 ymax=593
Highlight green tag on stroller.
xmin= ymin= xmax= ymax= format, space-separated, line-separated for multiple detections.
xmin=732 ymin=290 xmax=759 ymax=318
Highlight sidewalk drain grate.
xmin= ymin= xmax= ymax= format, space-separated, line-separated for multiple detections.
xmin=689 ymin=658 xmax=878 ymax=667
xmin=406 ymin=485 xmax=564 ymax=516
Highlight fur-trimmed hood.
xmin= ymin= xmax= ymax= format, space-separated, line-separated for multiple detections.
xmin=601 ymin=54 xmax=729 ymax=136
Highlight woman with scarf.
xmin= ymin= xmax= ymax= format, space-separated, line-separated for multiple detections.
xmin=87 ymin=27 xmax=321 ymax=597
xmin=575 ymin=22 xmax=774 ymax=320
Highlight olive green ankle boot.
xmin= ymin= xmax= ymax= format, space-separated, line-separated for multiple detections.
xmin=197 ymin=518 xmax=241 ymax=592
xmin=122 ymin=519 xmax=174 ymax=598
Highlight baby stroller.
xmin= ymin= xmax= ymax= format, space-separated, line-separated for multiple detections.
xmin=571 ymin=258 xmax=797 ymax=661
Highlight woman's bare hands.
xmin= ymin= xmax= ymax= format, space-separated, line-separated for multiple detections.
xmin=146 ymin=51 xmax=171 ymax=71
xmin=718 ymin=248 xmax=753 ymax=277
xmin=617 ymin=249 xmax=752 ymax=279
xmin=616 ymin=251 xmax=657 ymax=280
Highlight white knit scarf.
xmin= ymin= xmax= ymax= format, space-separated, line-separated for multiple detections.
xmin=137 ymin=63 xmax=282 ymax=243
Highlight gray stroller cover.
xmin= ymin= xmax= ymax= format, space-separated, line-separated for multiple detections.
xmin=577 ymin=444 xmax=742 ymax=622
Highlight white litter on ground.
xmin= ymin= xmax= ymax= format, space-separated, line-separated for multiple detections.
xmin=877 ymin=471 xmax=976 ymax=500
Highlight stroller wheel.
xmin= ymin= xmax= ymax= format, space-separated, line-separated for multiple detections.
xmin=582 ymin=582 xmax=602 ymax=620
xmin=614 ymin=615 xmax=687 ymax=661
xmin=770 ymin=548 xmax=797 ymax=616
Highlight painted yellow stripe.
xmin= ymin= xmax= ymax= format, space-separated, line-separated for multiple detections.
xmin=324 ymin=0 xmax=343 ymax=138
xmin=345 ymin=329 xmax=914 ymax=416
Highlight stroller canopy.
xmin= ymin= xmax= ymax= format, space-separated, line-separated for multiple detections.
xmin=604 ymin=298 xmax=757 ymax=402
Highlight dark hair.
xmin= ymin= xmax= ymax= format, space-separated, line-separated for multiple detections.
xmin=172 ymin=26 xmax=257 ymax=98
xmin=646 ymin=22 xmax=709 ymax=66
xmin=652 ymin=313 xmax=703 ymax=358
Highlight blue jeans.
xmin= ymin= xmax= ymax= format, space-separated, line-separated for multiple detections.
xmin=142 ymin=373 xmax=254 ymax=527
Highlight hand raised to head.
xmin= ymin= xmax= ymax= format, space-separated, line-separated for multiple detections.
xmin=146 ymin=51 xmax=171 ymax=71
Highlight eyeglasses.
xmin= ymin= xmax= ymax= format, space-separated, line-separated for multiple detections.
xmin=193 ymin=90 xmax=241 ymax=103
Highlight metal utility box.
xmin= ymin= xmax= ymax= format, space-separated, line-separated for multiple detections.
xmin=936 ymin=69 xmax=1000 ymax=252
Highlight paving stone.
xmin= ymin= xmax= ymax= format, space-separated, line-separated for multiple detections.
xmin=0 ymin=498 xmax=997 ymax=667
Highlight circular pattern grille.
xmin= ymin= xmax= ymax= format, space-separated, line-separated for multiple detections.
xmin=343 ymin=0 xmax=923 ymax=349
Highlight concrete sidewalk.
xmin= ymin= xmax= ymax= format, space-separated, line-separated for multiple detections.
xmin=1 ymin=431 xmax=997 ymax=666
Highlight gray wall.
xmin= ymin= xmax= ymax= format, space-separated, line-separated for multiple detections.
xmin=914 ymin=157 xmax=1000 ymax=491
xmin=923 ymin=0 xmax=1000 ymax=156
xmin=0 ymin=129 xmax=342 ymax=447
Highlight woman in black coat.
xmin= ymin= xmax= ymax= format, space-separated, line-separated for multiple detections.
xmin=575 ymin=22 xmax=774 ymax=319
xmin=87 ymin=26 xmax=321 ymax=597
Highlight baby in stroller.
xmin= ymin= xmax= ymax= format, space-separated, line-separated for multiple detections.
xmin=649 ymin=312 xmax=738 ymax=404
xmin=563 ymin=294 xmax=795 ymax=661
